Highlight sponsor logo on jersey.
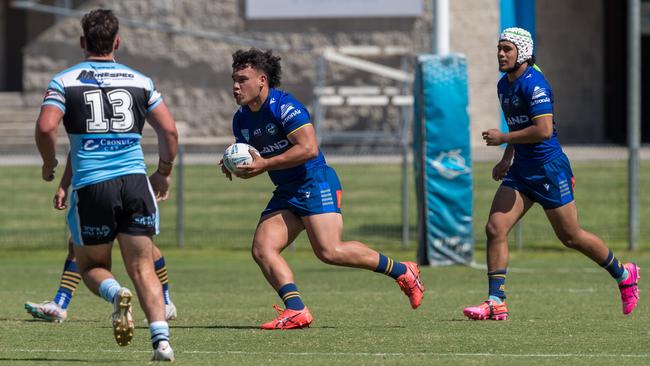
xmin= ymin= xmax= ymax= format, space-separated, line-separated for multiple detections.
xmin=506 ymin=115 xmax=530 ymax=126
xmin=43 ymin=89 xmax=65 ymax=104
xmin=241 ymin=129 xmax=250 ymax=141
xmin=77 ymin=70 xmax=100 ymax=85
xmin=282 ymin=109 xmax=302 ymax=125
xmin=280 ymin=103 xmax=295 ymax=119
xmin=82 ymin=137 xmax=139 ymax=151
xmin=270 ymin=98 xmax=276 ymax=104
xmin=77 ymin=70 xmax=134 ymax=85
xmin=530 ymin=97 xmax=551 ymax=106
xmin=260 ymin=139 xmax=289 ymax=154
xmin=532 ymin=86 xmax=547 ymax=100
xmin=511 ymin=95 xmax=521 ymax=107
xmin=266 ymin=123 xmax=277 ymax=135
xmin=254 ymin=128 xmax=262 ymax=137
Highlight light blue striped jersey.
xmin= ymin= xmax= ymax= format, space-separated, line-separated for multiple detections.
xmin=42 ymin=60 xmax=162 ymax=188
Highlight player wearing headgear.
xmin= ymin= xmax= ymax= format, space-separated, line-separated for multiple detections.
xmin=221 ymin=48 xmax=424 ymax=329
xmin=34 ymin=8 xmax=176 ymax=361
xmin=462 ymin=27 xmax=639 ymax=321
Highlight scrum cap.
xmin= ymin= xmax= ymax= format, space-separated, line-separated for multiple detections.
xmin=499 ymin=27 xmax=533 ymax=65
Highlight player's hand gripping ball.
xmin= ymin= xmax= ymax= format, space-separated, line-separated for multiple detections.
xmin=222 ymin=143 xmax=259 ymax=174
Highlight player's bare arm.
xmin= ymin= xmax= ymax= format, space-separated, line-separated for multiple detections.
xmin=482 ymin=114 xmax=553 ymax=145
xmin=236 ymin=124 xmax=318 ymax=179
xmin=53 ymin=154 xmax=72 ymax=210
xmin=35 ymin=105 xmax=64 ymax=181
xmin=492 ymin=144 xmax=514 ymax=181
xmin=146 ymin=101 xmax=178 ymax=201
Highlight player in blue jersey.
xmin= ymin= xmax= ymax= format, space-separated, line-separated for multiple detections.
xmin=463 ymin=28 xmax=639 ymax=321
xmin=24 ymin=153 xmax=177 ymax=324
xmin=34 ymin=9 xmax=175 ymax=361
xmin=220 ymin=48 xmax=424 ymax=329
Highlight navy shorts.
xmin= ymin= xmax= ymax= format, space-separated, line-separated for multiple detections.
xmin=262 ymin=166 xmax=342 ymax=217
xmin=67 ymin=174 xmax=159 ymax=245
xmin=501 ymin=153 xmax=575 ymax=209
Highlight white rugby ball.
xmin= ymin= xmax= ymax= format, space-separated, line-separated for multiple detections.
xmin=222 ymin=143 xmax=258 ymax=174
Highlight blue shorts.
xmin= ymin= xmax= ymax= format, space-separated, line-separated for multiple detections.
xmin=501 ymin=154 xmax=575 ymax=209
xmin=262 ymin=166 xmax=342 ymax=217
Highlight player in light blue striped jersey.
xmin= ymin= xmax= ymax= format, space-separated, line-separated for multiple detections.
xmin=34 ymin=9 xmax=176 ymax=361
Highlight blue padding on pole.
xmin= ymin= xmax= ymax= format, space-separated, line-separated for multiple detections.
xmin=414 ymin=54 xmax=473 ymax=266
xmin=499 ymin=0 xmax=536 ymax=133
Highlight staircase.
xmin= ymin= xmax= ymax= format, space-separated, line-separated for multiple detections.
xmin=0 ymin=93 xmax=45 ymax=154
xmin=0 ymin=92 xmax=181 ymax=154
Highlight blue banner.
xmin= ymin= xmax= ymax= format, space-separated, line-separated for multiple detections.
xmin=414 ymin=54 xmax=473 ymax=266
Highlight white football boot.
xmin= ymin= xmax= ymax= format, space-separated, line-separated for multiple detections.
xmin=24 ymin=301 xmax=67 ymax=323
xmin=165 ymin=302 xmax=177 ymax=321
xmin=152 ymin=340 xmax=175 ymax=362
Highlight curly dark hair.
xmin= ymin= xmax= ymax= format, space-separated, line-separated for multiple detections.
xmin=81 ymin=9 xmax=119 ymax=56
xmin=232 ymin=49 xmax=282 ymax=88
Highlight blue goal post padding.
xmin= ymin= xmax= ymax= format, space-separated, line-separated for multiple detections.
xmin=413 ymin=53 xmax=473 ymax=266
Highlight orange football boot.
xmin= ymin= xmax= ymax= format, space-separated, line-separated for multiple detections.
xmin=260 ymin=305 xmax=313 ymax=330
xmin=395 ymin=261 xmax=424 ymax=309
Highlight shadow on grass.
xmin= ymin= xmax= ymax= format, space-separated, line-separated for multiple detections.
xmin=168 ymin=324 xmax=342 ymax=329
xmin=168 ymin=324 xmax=273 ymax=330
xmin=0 ymin=358 xmax=128 ymax=363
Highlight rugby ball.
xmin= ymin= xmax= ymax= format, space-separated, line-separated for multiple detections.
xmin=222 ymin=143 xmax=258 ymax=174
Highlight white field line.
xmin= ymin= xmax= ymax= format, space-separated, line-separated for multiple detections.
xmin=2 ymin=349 xmax=649 ymax=358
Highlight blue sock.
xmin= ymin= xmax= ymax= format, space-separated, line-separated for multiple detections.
xmin=278 ymin=283 xmax=305 ymax=310
xmin=149 ymin=321 xmax=170 ymax=348
xmin=488 ymin=269 xmax=507 ymax=301
xmin=374 ymin=253 xmax=407 ymax=279
xmin=154 ymin=257 xmax=171 ymax=305
xmin=53 ymin=260 xmax=81 ymax=310
xmin=98 ymin=278 xmax=121 ymax=303
xmin=599 ymin=250 xmax=627 ymax=282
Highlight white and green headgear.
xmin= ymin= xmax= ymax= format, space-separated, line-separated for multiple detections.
xmin=499 ymin=27 xmax=533 ymax=65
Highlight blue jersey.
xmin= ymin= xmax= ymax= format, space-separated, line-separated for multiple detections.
xmin=497 ymin=66 xmax=562 ymax=164
xmin=232 ymin=88 xmax=327 ymax=185
xmin=42 ymin=60 xmax=162 ymax=189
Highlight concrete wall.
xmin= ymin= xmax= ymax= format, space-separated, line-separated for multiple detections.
xmin=536 ymin=0 xmax=605 ymax=143
xmin=19 ymin=0 xmax=606 ymax=146
xmin=450 ymin=0 xmax=501 ymax=148
xmin=22 ymin=0 xmax=435 ymax=142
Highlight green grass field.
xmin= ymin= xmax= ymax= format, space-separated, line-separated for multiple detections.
xmin=0 ymin=162 xmax=649 ymax=365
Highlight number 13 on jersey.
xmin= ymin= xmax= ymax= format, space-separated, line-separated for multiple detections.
xmin=84 ymin=89 xmax=134 ymax=132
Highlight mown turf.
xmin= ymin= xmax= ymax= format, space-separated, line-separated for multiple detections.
xmin=0 ymin=248 xmax=648 ymax=365
xmin=0 ymin=161 xmax=649 ymax=364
